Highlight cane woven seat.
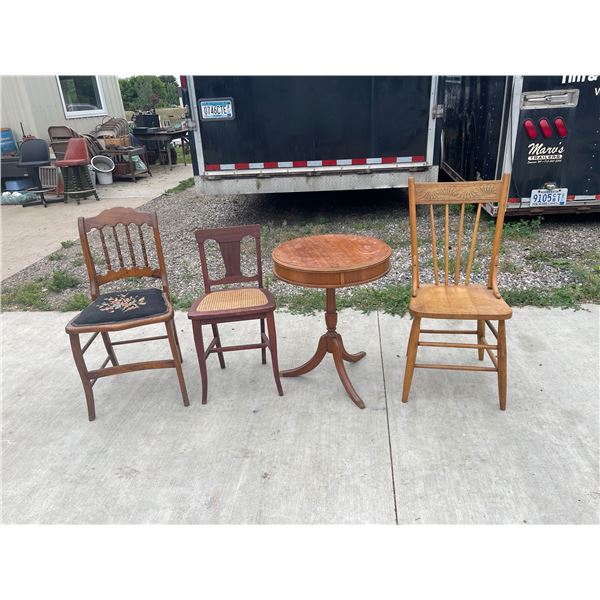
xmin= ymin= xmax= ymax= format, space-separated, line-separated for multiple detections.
xmin=195 ymin=287 xmax=269 ymax=313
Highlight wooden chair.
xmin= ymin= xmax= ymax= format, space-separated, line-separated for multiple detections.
xmin=65 ymin=207 xmax=189 ymax=421
xmin=187 ymin=225 xmax=284 ymax=404
xmin=402 ymin=174 xmax=512 ymax=410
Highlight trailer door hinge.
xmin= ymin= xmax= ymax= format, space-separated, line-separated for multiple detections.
xmin=432 ymin=104 xmax=445 ymax=119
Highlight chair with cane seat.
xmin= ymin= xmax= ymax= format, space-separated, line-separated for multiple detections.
xmin=55 ymin=137 xmax=99 ymax=204
xmin=65 ymin=207 xmax=189 ymax=421
xmin=402 ymin=174 xmax=512 ymax=410
xmin=187 ymin=224 xmax=284 ymax=404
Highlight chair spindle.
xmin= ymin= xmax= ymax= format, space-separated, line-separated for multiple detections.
xmin=138 ymin=224 xmax=149 ymax=267
xmin=429 ymin=205 xmax=439 ymax=285
xmin=98 ymin=228 xmax=112 ymax=271
xmin=125 ymin=225 xmax=137 ymax=267
xmin=112 ymin=226 xmax=125 ymax=268
xmin=465 ymin=203 xmax=482 ymax=285
xmin=444 ymin=204 xmax=449 ymax=285
xmin=454 ymin=204 xmax=465 ymax=285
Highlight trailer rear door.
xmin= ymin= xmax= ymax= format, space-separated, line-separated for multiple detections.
xmin=509 ymin=75 xmax=600 ymax=209
xmin=192 ymin=76 xmax=435 ymax=173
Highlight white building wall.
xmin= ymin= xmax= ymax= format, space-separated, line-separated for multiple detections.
xmin=1 ymin=75 xmax=125 ymax=143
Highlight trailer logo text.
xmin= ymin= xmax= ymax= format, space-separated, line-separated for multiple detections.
xmin=528 ymin=142 xmax=564 ymax=164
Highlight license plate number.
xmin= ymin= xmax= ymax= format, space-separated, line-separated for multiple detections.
xmin=530 ymin=188 xmax=567 ymax=206
xmin=199 ymin=98 xmax=234 ymax=120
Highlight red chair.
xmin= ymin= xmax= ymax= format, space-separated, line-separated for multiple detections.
xmin=55 ymin=138 xmax=99 ymax=204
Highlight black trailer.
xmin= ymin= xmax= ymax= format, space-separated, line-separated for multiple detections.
xmin=441 ymin=75 xmax=600 ymax=215
xmin=181 ymin=76 xmax=444 ymax=195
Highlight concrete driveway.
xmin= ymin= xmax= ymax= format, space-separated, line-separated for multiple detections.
xmin=0 ymin=163 xmax=192 ymax=280
xmin=2 ymin=306 xmax=598 ymax=524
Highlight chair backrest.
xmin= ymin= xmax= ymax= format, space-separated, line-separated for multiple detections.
xmin=19 ymin=138 xmax=50 ymax=163
xmin=48 ymin=126 xmax=78 ymax=160
xmin=78 ymin=207 xmax=169 ymax=299
xmin=194 ymin=224 xmax=263 ymax=293
xmin=407 ymin=174 xmax=511 ymax=297
xmin=63 ymin=137 xmax=90 ymax=163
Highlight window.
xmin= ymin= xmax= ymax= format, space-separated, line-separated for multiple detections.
xmin=57 ymin=76 xmax=106 ymax=118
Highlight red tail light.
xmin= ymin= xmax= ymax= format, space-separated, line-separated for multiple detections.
xmin=523 ymin=119 xmax=538 ymax=139
xmin=180 ymin=75 xmax=187 ymax=89
xmin=554 ymin=117 xmax=568 ymax=138
xmin=539 ymin=118 xmax=553 ymax=138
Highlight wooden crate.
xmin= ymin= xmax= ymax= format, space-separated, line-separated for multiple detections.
xmin=104 ymin=135 xmax=130 ymax=148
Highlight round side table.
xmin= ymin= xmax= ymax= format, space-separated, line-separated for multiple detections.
xmin=272 ymin=234 xmax=391 ymax=408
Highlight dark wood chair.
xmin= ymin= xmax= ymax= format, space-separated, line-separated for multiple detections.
xmin=402 ymin=174 xmax=512 ymax=410
xmin=65 ymin=207 xmax=189 ymax=421
xmin=187 ymin=224 xmax=284 ymax=404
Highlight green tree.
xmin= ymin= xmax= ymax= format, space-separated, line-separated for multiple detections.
xmin=159 ymin=75 xmax=180 ymax=107
xmin=119 ymin=75 xmax=178 ymax=111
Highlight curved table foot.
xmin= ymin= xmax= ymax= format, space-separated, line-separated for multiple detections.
xmin=330 ymin=337 xmax=365 ymax=409
xmin=281 ymin=333 xmax=328 ymax=377
xmin=341 ymin=343 xmax=366 ymax=363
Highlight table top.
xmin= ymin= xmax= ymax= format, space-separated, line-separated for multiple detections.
xmin=272 ymin=234 xmax=391 ymax=288
xmin=101 ymin=146 xmax=145 ymax=155
xmin=132 ymin=129 xmax=189 ymax=140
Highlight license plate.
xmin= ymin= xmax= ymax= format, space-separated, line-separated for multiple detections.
xmin=199 ymin=98 xmax=234 ymax=121
xmin=530 ymin=188 xmax=567 ymax=206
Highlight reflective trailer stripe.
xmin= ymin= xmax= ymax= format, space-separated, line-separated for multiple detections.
xmin=206 ymin=156 xmax=425 ymax=171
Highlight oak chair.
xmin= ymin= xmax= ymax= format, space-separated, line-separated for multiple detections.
xmin=65 ymin=207 xmax=189 ymax=421
xmin=188 ymin=225 xmax=284 ymax=404
xmin=402 ymin=174 xmax=512 ymax=410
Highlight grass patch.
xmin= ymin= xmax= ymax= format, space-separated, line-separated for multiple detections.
xmin=502 ymin=284 xmax=597 ymax=310
xmin=48 ymin=251 xmax=65 ymax=261
xmin=71 ymin=257 xmax=85 ymax=267
xmin=277 ymin=290 xmax=326 ymax=314
xmin=277 ymin=285 xmax=412 ymax=316
xmin=166 ymin=178 xmax=194 ymax=194
xmin=60 ymin=240 xmax=76 ymax=249
xmin=48 ymin=270 xmax=79 ymax=292
xmin=501 ymin=216 xmax=543 ymax=240
xmin=61 ymin=293 xmax=90 ymax=311
xmin=171 ymin=294 xmax=195 ymax=311
xmin=1 ymin=282 xmax=50 ymax=310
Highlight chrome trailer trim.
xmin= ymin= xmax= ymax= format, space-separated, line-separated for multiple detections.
xmin=195 ymin=166 xmax=439 ymax=195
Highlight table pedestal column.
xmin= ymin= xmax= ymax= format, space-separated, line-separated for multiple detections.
xmin=281 ymin=288 xmax=366 ymax=408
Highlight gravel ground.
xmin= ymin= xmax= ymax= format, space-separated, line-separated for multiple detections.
xmin=2 ymin=186 xmax=599 ymax=311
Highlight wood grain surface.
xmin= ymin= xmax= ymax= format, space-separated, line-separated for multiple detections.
xmin=272 ymin=234 xmax=391 ymax=288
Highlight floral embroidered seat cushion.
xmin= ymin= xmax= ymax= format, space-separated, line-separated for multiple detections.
xmin=72 ymin=288 xmax=168 ymax=326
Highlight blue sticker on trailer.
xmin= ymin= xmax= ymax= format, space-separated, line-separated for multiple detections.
xmin=199 ymin=98 xmax=235 ymax=121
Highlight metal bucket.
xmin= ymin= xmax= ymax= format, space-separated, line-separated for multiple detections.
xmin=91 ymin=155 xmax=115 ymax=185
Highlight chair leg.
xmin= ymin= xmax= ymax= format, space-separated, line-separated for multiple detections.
xmin=165 ymin=319 xmax=190 ymax=407
xmin=477 ymin=320 xmax=485 ymax=360
xmin=211 ymin=323 xmax=226 ymax=369
xmin=266 ymin=312 xmax=284 ymax=396
xmin=402 ymin=317 xmax=421 ymax=403
xmin=192 ymin=320 xmax=208 ymax=404
xmin=69 ymin=333 xmax=96 ymax=421
xmin=497 ymin=320 xmax=507 ymax=411
xmin=260 ymin=319 xmax=267 ymax=364
xmin=173 ymin=323 xmax=184 ymax=363
xmin=101 ymin=332 xmax=119 ymax=366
